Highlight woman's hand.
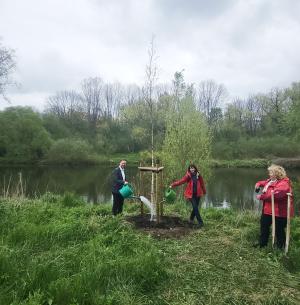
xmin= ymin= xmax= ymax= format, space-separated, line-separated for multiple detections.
xmin=254 ymin=183 xmax=260 ymax=193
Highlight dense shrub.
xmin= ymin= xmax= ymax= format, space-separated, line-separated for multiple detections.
xmin=0 ymin=107 xmax=52 ymax=161
xmin=46 ymin=138 xmax=94 ymax=163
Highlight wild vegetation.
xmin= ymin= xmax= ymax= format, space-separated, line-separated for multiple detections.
xmin=2 ymin=79 xmax=300 ymax=166
xmin=1 ymin=39 xmax=300 ymax=168
xmin=0 ymin=195 xmax=299 ymax=305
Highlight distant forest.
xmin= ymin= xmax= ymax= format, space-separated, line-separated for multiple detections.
xmin=1 ymin=72 xmax=300 ymax=163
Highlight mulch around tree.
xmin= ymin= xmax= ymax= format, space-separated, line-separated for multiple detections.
xmin=125 ymin=214 xmax=201 ymax=238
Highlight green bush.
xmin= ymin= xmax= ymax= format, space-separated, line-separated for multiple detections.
xmin=46 ymin=138 xmax=95 ymax=164
xmin=0 ymin=107 xmax=52 ymax=162
xmin=62 ymin=192 xmax=85 ymax=207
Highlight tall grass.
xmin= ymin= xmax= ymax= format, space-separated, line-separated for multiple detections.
xmin=0 ymin=196 xmax=299 ymax=305
xmin=0 ymin=196 xmax=167 ymax=305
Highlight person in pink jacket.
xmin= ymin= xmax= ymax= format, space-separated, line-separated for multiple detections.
xmin=255 ymin=164 xmax=294 ymax=248
xmin=170 ymin=164 xmax=206 ymax=228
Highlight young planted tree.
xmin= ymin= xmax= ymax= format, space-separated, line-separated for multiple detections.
xmin=143 ymin=37 xmax=159 ymax=203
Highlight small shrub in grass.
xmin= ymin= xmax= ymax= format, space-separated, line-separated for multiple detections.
xmin=291 ymin=218 xmax=300 ymax=248
xmin=40 ymin=191 xmax=60 ymax=203
xmin=164 ymin=200 xmax=191 ymax=218
xmin=62 ymin=192 xmax=84 ymax=207
xmin=203 ymin=208 xmax=234 ymax=221
xmin=10 ymin=291 xmax=46 ymax=305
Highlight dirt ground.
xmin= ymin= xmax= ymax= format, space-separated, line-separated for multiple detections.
xmin=125 ymin=214 xmax=200 ymax=238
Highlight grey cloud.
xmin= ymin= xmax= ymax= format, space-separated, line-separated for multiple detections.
xmin=12 ymin=50 xmax=85 ymax=94
xmin=1 ymin=0 xmax=300 ymax=111
xmin=157 ymin=0 xmax=236 ymax=19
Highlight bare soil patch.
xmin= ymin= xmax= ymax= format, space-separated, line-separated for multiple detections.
xmin=126 ymin=214 xmax=200 ymax=238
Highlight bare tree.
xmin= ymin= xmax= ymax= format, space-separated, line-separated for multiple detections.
xmin=124 ymin=84 xmax=142 ymax=105
xmin=244 ymin=95 xmax=263 ymax=135
xmin=143 ymin=36 xmax=159 ymax=166
xmin=81 ymin=77 xmax=104 ymax=132
xmin=196 ymin=79 xmax=228 ymax=122
xmin=259 ymin=87 xmax=285 ymax=114
xmin=46 ymin=90 xmax=82 ymax=118
xmin=225 ymin=97 xmax=244 ymax=124
xmin=143 ymin=36 xmax=159 ymax=204
xmin=104 ymin=82 xmax=124 ymax=118
xmin=0 ymin=41 xmax=16 ymax=101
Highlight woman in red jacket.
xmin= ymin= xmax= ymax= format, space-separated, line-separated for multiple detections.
xmin=170 ymin=164 xmax=206 ymax=228
xmin=255 ymin=164 xmax=294 ymax=248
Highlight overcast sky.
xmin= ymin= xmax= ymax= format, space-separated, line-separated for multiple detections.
xmin=1 ymin=0 xmax=300 ymax=111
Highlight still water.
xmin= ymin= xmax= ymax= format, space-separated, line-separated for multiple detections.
xmin=0 ymin=165 xmax=299 ymax=212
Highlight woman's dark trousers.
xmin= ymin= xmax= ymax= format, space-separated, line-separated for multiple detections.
xmin=260 ymin=214 xmax=287 ymax=248
xmin=112 ymin=192 xmax=124 ymax=215
xmin=189 ymin=196 xmax=204 ymax=224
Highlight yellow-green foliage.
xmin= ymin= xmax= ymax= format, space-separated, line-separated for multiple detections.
xmin=162 ymin=97 xmax=212 ymax=183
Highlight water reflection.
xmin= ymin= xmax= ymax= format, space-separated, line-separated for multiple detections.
xmin=0 ymin=165 xmax=299 ymax=212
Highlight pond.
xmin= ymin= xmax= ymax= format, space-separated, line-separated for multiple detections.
xmin=0 ymin=165 xmax=299 ymax=213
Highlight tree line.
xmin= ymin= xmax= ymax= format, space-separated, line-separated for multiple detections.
xmin=1 ymin=40 xmax=300 ymax=164
xmin=1 ymin=74 xmax=300 ymax=163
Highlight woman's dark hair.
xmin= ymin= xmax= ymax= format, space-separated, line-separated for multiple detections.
xmin=188 ymin=164 xmax=199 ymax=174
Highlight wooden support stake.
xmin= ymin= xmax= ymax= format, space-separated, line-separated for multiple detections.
xmin=139 ymin=162 xmax=144 ymax=216
xmin=155 ymin=163 xmax=160 ymax=223
xmin=271 ymin=190 xmax=275 ymax=248
xmin=160 ymin=169 xmax=163 ymax=216
xmin=285 ymin=193 xmax=292 ymax=255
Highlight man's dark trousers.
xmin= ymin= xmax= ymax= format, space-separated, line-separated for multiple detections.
xmin=112 ymin=192 xmax=124 ymax=215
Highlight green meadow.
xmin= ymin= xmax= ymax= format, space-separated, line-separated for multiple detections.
xmin=0 ymin=194 xmax=299 ymax=305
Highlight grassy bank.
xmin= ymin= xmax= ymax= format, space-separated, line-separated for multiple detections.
xmin=0 ymin=194 xmax=299 ymax=305
xmin=210 ymin=158 xmax=269 ymax=168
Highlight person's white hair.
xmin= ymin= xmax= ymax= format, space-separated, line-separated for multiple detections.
xmin=268 ymin=164 xmax=286 ymax=179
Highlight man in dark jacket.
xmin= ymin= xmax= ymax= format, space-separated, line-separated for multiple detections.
xmin=111 ymin=160 xmax=128 ymax=215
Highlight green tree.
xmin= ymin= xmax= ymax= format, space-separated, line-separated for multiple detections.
xmin=162 ymin=97 xmax=211 ymax=183
xmin=0 ymin=107 xmax=51 ymax=161
xmin=284 ymin=82 xmax=300 ymax=139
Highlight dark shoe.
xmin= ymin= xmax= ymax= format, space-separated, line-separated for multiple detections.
xmin=196 ymin=222 xmax=204 ymax=229
xmin=188 ymin=220 xmax=194 ymax=228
